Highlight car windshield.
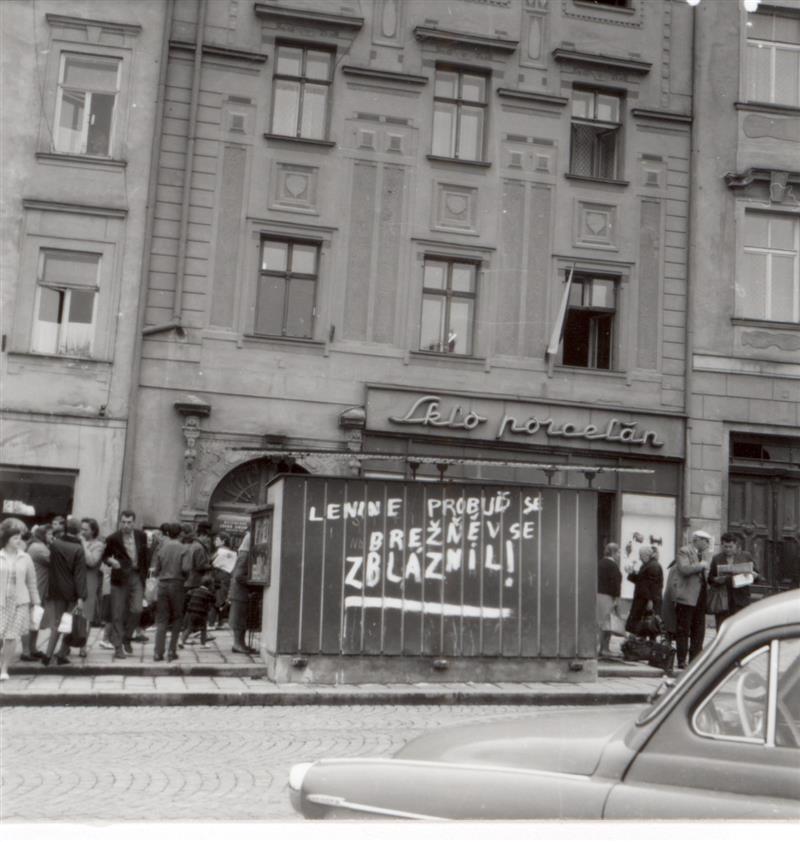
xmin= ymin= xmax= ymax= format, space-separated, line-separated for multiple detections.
xmin=636 ymin=635 xmax=721 ymax=726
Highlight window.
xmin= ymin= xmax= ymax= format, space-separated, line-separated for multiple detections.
xmin=420 ymin=258 xmax=477 ymax=354
xmin=31 ymin=250 xmax=100 ymax=356
xmin=746 ymin=11 xmax=800 ymax=108
xmin=432 ymin=68 xmax=488 ymax=161
xmin=54 ymin=53 xmax=120 ymax=156
xmin=739 ymin=213 xmax=799 ymax=323
xmin=775 ymin=638 xmax=800 ymax=748
xmin=255 ymin=238 xmax=319 ymax=338
xmin=562 ymin=274 xmax=616 ymax=369
xmin=569 ymin=88 xmax=622 ymax=180
xmin=271 ymin=44 xmax=334 ymax=140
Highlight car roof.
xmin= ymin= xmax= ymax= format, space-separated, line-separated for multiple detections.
xmin=716 ymin=589 xmax=799 ymax=647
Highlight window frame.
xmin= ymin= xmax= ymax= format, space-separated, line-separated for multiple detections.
xmin=569 ymin=87 xmax=624 ymax=181
xmin=560 ymin=272 xmax=618 ymax=371
xmin=254 ymin=236 xmax=321 ymax=340
xmin=53 ymin=51 xmax=121 ymax=158
xmin=270 ymin=42 xmax=335 ymax=141
xmin=738 ymin=211 xmax=800 ymax=324
xmin=744 ymin=10 xmax=800 ymax=108
xmin=419 ymin=256 xmax=479 ymax=356
xmin=431 ymin=65 xmax=490 ymax=163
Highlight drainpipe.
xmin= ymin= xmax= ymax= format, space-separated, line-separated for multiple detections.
xmin=683 ymin=4 xmax=700 ymax=537
xmin=119 ymin=0 xmax=176 ymax=509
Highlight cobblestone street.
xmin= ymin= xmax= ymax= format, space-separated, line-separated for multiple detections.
xmin=1 ymin=704 xmax=563 ymax=822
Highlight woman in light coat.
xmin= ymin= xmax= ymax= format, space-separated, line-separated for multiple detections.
xmin=0 ymin=518 xmax=41 ymax=680
xmin=80 ymin=518 xmax=105 ymax=644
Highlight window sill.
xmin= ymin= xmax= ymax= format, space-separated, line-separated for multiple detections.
xmin=263 ymin=133 xmax=336 ymax=149
xmin=734 ymin=101 xmax=800 ymax=117
xmin=36 ymin=151 xmax=127 ymax=169
xmin=564 ymin=173 xmax=629 ymax=187
xmin=731 ymin=317 xmax=799 ymax=331
xmin=409 ymin=350 xmax=486 ymax=365
xmin=554 ymin=364 xmax=626 ymax=378
xmin=242 ymin=334 xmax=326 ymax=350
xmin=6 ymin=350 xmax=112 ymax=366
xmin=426 ymin=155 xmax=492 ymax=169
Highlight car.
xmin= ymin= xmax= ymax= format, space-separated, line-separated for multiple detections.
xmin=289 ymin=589 xmax=800 ymax=820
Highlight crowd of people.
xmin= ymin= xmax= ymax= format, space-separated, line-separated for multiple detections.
xmin=597 ymin=529 xmax=760 ymax=669
xmin=0 ymin=510 xmax=258 ymax=677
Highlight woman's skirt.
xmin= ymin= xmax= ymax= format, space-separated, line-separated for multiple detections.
xmin=0 ymin=594 xmax=30 ymax=640
xmin=596 ymin=593 xmax=615 ymax=632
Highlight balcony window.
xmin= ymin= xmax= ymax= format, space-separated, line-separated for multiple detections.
xmin=746 ymin=11 xmax=800 ymax=108
xmin=739 ymin=213 xmax=799 ymax=323
xmin=569 ymin=88 xmax=622 ymax=180
xmin=562 ymin=274 xmax=617 ymax=369
xmin=31 ymin=250 xmax=100 ymax=356
xmin=420 ymin=258 xmax=477 ymax=354
xmin=54 ymin=53 xmax=120 ymax=156
xmin=432 ymin=68 xmax=488 ymax=161
xmin=255 ymin=238 xmax=319 ymax=339
xmin=271 ymin=45 xmax=334 ymax=140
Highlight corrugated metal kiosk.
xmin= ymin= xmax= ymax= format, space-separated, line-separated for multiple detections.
xmin=258 ymin=474 xmax=599 ymax=684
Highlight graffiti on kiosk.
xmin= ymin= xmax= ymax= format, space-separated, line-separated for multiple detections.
xmin=388 ymin=394 xmax=665 ymax=448
xmin=307 ymin=491 xmax=542 ymax=605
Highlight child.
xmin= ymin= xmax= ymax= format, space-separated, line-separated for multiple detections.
xmin=179 ymin=574 xmax=216 ymax=648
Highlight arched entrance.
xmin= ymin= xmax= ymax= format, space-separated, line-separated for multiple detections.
xmin=209 ymin=457 xmax=307 ymax=547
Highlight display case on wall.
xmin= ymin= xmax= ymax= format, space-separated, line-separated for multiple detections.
xmin=248 ymin=505 xmax=274 ymax=586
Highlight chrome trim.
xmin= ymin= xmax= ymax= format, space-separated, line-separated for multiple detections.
xmin=306 ymin=793 xmax=444 ymax=821
xmin=691 ymin=644 xmax=770 ymax=745
xmin=766 ymin=639 xmax=779 ymax=748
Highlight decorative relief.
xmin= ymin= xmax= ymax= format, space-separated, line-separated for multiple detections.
xmin=344 ymin=117 xmax=416 ymax=157
xmin=270 ymin=163 xmax=319 ymax=214
xmin=742 ymin=331 xmax=800 ymax=352
xmin=743 ymin=113 xmax=800 ymax=144
xmin=372 ymin=0 xmax=403 ymax=46
xmin=575 ymin=201 xmax=618 ymax=250
xmin=641 ymin=156 xmax=664 ymax=189
xmin=520 ymin=10 xmax=547 ymax=69
xmin=502 ymin=137 xmax=557 ymax=176
xmin=434 ymin=183 xmax=478 ymax=233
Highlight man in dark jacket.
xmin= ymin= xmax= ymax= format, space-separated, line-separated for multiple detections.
xmin=152 ymin=523 xmax=191 ymax=662
xmin=625 ymin=545 xmax=664 ymax=637
xmin=44 ymin=517 xmax=87 ymax=665
xmin=102 ymin=510 xmax=149 ymax=659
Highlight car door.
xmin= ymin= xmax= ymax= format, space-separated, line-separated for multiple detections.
xmin=605 ymin=632 xmax=800 ymax=819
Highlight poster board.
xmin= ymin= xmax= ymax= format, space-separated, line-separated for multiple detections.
xmin=620 ymin=494 xmax=677 ymax=601
xmin=248 ymin=505 xmax=273 ymax=586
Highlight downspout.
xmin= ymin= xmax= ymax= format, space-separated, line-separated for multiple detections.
xmin=119 ymin=0 xmax=176 ymax=508
xmin=683 ymin=3 xmax=699 ymax=536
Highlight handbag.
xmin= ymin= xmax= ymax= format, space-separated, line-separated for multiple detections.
xmin=30 ymin=604 xmax=44 ymax=630
xmin=66 ymin=613 xmax=89 ymax=647
xmin=706 ymin=584 xmax=729 ymax=614
xmin=57 ymin=612 xmax=73 ymax=635
xmin=648 ymin=637 xmax=676 ymax=672
xmin=607 ymin=610 xmax=626 ymax=636
xmin=622 ymin=636 xmax=653 ymax=662
xmin=144 ymin=575 xmax=158 ymax=605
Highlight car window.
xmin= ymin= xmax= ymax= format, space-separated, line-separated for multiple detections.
xmin=693 ymin=645 xmax=769 ymax=743
xmin=775 ymin=638 xmax=800 ymax=749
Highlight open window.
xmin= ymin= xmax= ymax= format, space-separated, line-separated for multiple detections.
xmin=569 ymin=88 xmax=623 ymax=180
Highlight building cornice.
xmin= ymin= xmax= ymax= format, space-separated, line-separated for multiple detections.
xmin=496 ymin=88 xmax=568 ymax=108
xmin=254 ymin=3 xmax=364 ymax=32
xmin=22 ymin=199 xmax=128 ymax=218
xmin=45 ymin=13 xmax=142 ymax=36
xmin=631 ymin=108 xmax=692 ymax=124
xmin=734 ymin=100 xmax=800 ymax=117
xmin=341 ymin=65 xmax=428 ymax=86
xmin=413 ymin=26 xmax=518 ymax=55
xmin=724 ymin=167 xmax=800 ymax=192
xmin=169 ymin=40 xmax=268 ymax=63
xmin=552 ymin=47 xmax=651 ymax=75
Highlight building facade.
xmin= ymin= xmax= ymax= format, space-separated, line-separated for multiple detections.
xmin=122 ymin=0 xmax=693 ymax=593
xmin=0 ymin=1 xmax=167 ymax=532
xmin=688 ymin=0 xmax=800 ymax=590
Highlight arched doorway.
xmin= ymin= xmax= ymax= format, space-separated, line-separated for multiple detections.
xmin=209 ymin=457 xmax=307 ymax=548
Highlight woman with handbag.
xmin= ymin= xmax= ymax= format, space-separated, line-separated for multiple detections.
xmin=79 ymin=518 xmax=105 ymax=655
xmin=0 ymin=518 xmax=41 ymax=680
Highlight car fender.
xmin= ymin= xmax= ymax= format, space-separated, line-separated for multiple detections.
xmin=293 ymin=757 xmax=614 ymax=820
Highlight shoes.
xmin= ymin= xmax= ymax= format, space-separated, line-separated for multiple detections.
xmin=113 ymin=648 xmax=127 ymax=660
xmin=131 ymin=634 xmax=149 ymax=643
xmin=676 ymin=661 xmax=686 ymax=670
xmin=33 ymin=651 xmax=48 ymax=661
xmin=19 ymin=654 xmax=38 ymax=662
xmin=79 ymin=647 xmax=87 ymax=658
xmin=231 ymin=647 xmax=249 ymax=654
xmin=153 ymin=654 xmax=164 ymax=662
xmin=98 ymin=640 xmax=114 ymax=650
xmin=41 ymin=657 xmax=52 ymax=667
xmin=204 ymin=635 xmax=216 ymax=642
xmin=56 ymin=655 xmax=71 ymax=665
xmin=199 ymin=643 xmax=210 ymax=649
xmin=123 ymin=642 xmax=133 ymax=655
xmin=245 ymin=646 xmax=258 ymax=655
xmin=0 ymin=671 xmax=9 ymax=681
xmin=167 ymin=652 xmax=179 ymax=662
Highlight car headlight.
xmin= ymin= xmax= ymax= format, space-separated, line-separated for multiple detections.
xmin=289 ymin=762 xmax=314 ymax=791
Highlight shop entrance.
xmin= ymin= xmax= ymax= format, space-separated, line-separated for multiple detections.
xmin=728 ymin=435 xmax=800 ymax=592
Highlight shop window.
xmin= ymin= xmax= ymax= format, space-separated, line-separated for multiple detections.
xmin=745 ymin=10 xmax=800 ymax=108
xmin=739 ymin=213 xmax=799 ymax=323
xmin=0 ymin=466 xmax=76 ymax=525
xmin=255 ymin=238 xmax=319 ymax=339
xmin=270 ymin=44 xmax=334 ymax=140
xmin=569 ymin=88 xmax=623 ymax=180
xmin=31 ymin=249 xmax=100 ymax=357
xmin=419 ymin=258 xmax=477 ymax=355
xmin=561 ymin=274 xmax=617 ymax=369
xmin=432 ymin=67 xmax=488 ymax=162
xmin=54 ymin=53 xmax=120 ymax=156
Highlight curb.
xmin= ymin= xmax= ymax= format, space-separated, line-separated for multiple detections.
xmin=0 ymin=688 xmax=655 ymax=707
xmin=7 ymin=664 xmax=267 ymax=678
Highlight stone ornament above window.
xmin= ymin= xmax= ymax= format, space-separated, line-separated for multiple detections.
xmin=270 ymin=163 xmax=319 ymax=215
xmin=575 ymin=201 xmax=618 ymax=250
xmin=434 ymin=184 xmax=479 ymax=233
